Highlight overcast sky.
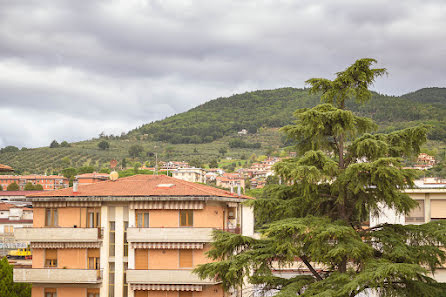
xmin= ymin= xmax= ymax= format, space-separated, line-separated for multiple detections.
xmin=1 ymin=0 xmax=445 ymax=148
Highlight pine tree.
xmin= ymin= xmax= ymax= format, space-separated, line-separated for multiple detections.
xmin=194 ymin=59 xmax=446 ymax=296
xmin=0 ymin=257 xmax=31 ymax=297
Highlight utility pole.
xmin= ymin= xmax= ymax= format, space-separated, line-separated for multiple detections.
xmin=154 ymin=146 xmax=158 ymax=175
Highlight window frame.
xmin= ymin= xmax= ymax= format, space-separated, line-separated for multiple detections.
xmin=179 ymin=210 xmax=193 ymax=227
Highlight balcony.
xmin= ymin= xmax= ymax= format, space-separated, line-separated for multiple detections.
xmin=126 ymin=269 xmax=219 ymax=285
xmin=14 ymin=227 xmax=102 ymax=242
xmin=127 ymin=227 xmax=214 ymax=243
xmin=14 ymin=268 xmax=102 ymax=284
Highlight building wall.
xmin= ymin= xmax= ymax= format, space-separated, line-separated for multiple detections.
xmin=33 ymin=208 xmax=45 ymax=227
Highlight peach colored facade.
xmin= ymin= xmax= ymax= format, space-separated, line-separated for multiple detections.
xmin=14 ymin=175 xmax=254 ymax=297
xmin=0 ymin=175 xmax=68 ymax=191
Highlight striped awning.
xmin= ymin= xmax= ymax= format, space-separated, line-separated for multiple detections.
xmin=31 ymin=242 xmax=101 ymax=249
xmin=130 ymin=284 xmax=202 ymax=291
xmin=34 ymin=201 xmax=101 ymax=208
xmin=130 ymin=201 xmax=204 ymax=210
xmin=131 ymin=242 xmax=204 ymax=249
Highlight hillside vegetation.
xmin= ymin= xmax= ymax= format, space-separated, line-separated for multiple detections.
xmin=0 ymin=87 xmax=445 ymax=174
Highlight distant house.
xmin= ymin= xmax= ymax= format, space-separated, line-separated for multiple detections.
xmin=216 ymin=173 xmax=245 ymax=191
xmin=172 ymin=168 xmax=206 ymax=183
xmin=237 ymin=129 xmax=248 ymax=136
xmin=0 ymin=202 xmax=33 ymax=238
xmin=0 ymin=175 xmax=68 ymax=191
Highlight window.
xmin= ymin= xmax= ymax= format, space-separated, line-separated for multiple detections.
xmin=87 ymin=289 xmax=99 ymax=297
xmin=179 ymin=250 xmax=193 ymax=268
xmin=123 ymin=262 xmax=128 ymax=297
xmin=45 ymin=208 xmax=58 ymax=227
xmin=109 ymin=262 xmax=115 ymax=297
xmin=45 ymin=249 xmax=57 ymax=268
xmin=109 ymin=222 xmax=115 ymax=257
xmin=4 ymin=225 xmax=14 ymax=233
xmin=87 ymin=208 xmax=101 ymax=228
xmin=135 ymin=211 xmax=149 ymax=227
xmin=88 ymin=249 xmax=100 ymax=270
xmin=179 ymin=210 xmax=193 ymax=227
xmin=124 ymin=221 xmax=129 ymax=257
xmin=405 ymin=200 xmax=425 ymax=223
xmin=135 ymin=249 xmax=148 ymax=270
xmin=44 ymin=288 xmax=57 ymax=297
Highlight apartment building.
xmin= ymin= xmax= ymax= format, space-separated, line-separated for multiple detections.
xmin=172 ymin=168 xmax=206 ymax=183
xmin=0 ymin=175 xmax=69 ymax=191
xmin=14 ymin=174 xmax=254 ymax=297
xmin=370 ymin=179 xmax=446 ymax=282
xmin=216 ymin=173 xmax=245 ymax=191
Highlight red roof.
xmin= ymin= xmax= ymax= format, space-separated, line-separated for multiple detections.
xmin=27 ymin=175 xmax=253 ymax=199
xmin=0 ymin=202 xmax=16 ymax=210
xmin=0 ymin=191 xmax=44 ymax=196
xmin=0 ymin=164 xmax=13 ymax=172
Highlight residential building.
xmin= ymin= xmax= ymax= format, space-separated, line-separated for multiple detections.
xmin=0 ymin=175 xmax=69 ymax=191
xmin=13 ymin=174 xmax=254 ymax=297
xmin=172 ymin=168 xmax=206 ymax=183
xmin=370 ymin=179 xmax=446 ymax=282
xmin=76 ymin=173 xmax=110 ymax=185
xmin=0 ymin=190 xmax=42 ymax=203
xmin=0 ymin=202 xmax=33 ymax=257
xmin=216 ymin=173 xmax=245 ymax=191
xmin=237 ymin=129 xmax=247 ymax=136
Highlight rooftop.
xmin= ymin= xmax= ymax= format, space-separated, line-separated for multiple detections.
xmin=0 ymin=163 xmax=13 ymax=172
xmin=27 ymin=174 xmax=253 ymax=199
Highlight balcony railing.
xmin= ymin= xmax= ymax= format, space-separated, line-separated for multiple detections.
xmin=13 ymin=268 xmax=102 ymax=284
xmin=14 ymin=227 xmax=102 ymax=242
xmin=126 ymin=269 xmax=219 ymax=285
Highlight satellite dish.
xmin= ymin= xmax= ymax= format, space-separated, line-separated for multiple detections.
xmin=110 ymin=159 xmax=118 ymax=169
xmin=109 ymin=171 xmax=119 ymax=181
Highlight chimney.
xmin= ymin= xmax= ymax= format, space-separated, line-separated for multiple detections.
xmin=237 ymin=184 xmax=241 ymax=196
xmin=73 ymin=181 xmax=79 ymax=193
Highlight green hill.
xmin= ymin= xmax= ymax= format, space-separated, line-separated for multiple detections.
xmin=1 ymin=87 xmax=445 ymax=174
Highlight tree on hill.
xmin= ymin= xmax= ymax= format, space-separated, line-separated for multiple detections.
xmin=0 ymin=146 xmax=19 ymax=154
xmin=209 ymin=159 xmax=218 ymax=168
xmin=60 ymin=141 xmax=70 ymax=147
xmin=219 ymin=147 xmax=227 ymax=157
xmin=98 ymin=140 xmax=110 ymax=150
xmin=49 ymin=140 xmax=59 ymax=148
xmin=0 ymin=185 xmax=2 ymax=191
xmin=195 ymin=59 xmax=446 ymax=296
xmin=129 ymin=144 xmax=143 ymax=158
xmin=190 ymin=159 xmax=204 ymax=168
xmin=0 ymin=257 xmax=31 ymax=297
xmin=6 ymin=183 xmax=19 ymax=191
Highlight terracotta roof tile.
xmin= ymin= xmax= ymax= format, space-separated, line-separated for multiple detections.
xmin=27 ymin=175 xmax=253 ymax=199
xmin=0 ymin=164 xmax=13 ymax=172
xmin=0 ymin=202 xmax=16 ymax=210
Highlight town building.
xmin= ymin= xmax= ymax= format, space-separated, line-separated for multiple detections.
xmin=370 ymin=178 xmax=446 ymax=282
xmin=0 ymin=175 xmax=69 ymax=191
xmin=0 ymin=202 xmax=33 ymax=257
xmin=216 ymin=173 xmax=245 ymax=191
xmin=13 ymin=174 xmax=254 ymax=297
xmin=172 ymin=168 xmax=206 ymax=183
xmin=76 ymin=173 xmax=110 ymax=185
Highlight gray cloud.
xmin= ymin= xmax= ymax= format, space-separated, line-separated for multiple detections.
xmin=0 ymin=0 xmax=445 ymax=148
